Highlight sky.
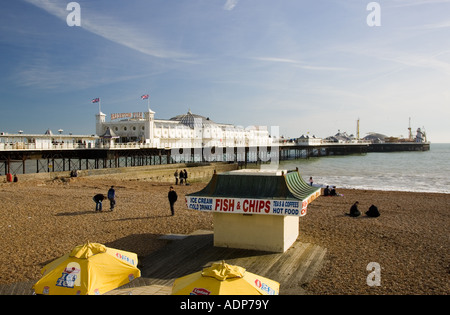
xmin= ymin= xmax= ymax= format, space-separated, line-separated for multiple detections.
xmin=0 ymin=0 xmax=449 ymax=142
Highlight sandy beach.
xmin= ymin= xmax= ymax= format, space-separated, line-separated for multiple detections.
xmin=0 ymin=174 xmax=448 ymax=295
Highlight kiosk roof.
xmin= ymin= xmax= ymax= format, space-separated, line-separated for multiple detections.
xmin=188 ymin=170 xmax=320 ymax=201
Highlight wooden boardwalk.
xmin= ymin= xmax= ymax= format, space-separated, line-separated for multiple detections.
xmin=140 ymin=230 xmax=327 ymax=295
xmin=0 ymin=230 xmax=327 ymax=295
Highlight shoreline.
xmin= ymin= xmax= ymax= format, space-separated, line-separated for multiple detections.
xmin=0 ymin=175 xmax=448 ymax=294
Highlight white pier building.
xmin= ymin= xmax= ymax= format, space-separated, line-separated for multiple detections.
xmin=96 ymin=108 xmax=272 ymax=149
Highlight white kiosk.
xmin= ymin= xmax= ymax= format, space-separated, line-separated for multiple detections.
xmin=186 ymin=169 xmax=321 ymax=253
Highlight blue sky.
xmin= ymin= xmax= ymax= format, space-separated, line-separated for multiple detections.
xmin=0 ymin=0 xmax=449 ymax=142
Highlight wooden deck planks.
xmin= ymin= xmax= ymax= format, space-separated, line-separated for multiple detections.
xmin=141 ymin=231 xmax=327 ymax=294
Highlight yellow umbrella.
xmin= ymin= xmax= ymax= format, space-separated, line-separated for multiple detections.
xmin=172 ymin=261 xmax=279 ymax=295
xmin=33 ymin=242 xmax=141 ymax=295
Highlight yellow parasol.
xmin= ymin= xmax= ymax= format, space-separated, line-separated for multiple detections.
xmin=172 ymin=261 xmax=279 ymax=295
xmin=33 ymin=242 xmax=140 ymax=295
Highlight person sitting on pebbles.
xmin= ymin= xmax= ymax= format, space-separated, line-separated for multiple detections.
xmin=347 ymin=201 xmax=361 ymax=217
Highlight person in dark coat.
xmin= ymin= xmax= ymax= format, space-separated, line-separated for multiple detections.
xmin=348 ymin=201 xmax=361 ymax=217
xmin=174 ymin=170 xmax=179 ymax=185
xmin=366 ymin=204 xmax=380 ymax=217
xmin=330 ymin=186 xmax=337 ymax=196
xmin=179 ymin=169 xmax=184 ymax=185
xmin=168 ymin=186 xmax=178 ymax=216
xmin=183 ymin=169 xmax=188 ymax=185
xmin=93 ymin=194 xmax=105 ymax=212
xmin=107 ymin=186 xmax=116 ymax=211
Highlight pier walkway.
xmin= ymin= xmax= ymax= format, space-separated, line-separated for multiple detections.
xmin=0 ymin=140 xmax=369 ymax=176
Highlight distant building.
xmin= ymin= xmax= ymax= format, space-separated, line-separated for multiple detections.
xmin=296 ymin=135 xmax=322 ymax=145
xmin=363 ymin=128 xmax=427 ymax=144
xmin=363 ymin=133 xmax=387 ymax=143
xmin=324 ymin=130 xmax=355 ymax=143
xmin=414 ymin=128 xmax=427 ymax=143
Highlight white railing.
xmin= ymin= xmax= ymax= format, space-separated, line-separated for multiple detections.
xmin=0 ymin=142 xmax=249 ymax=151
xmin=0 ymin=142 xmax=163 ymax=151
xmin=0 ymin=139 xmax=373 ymax=151
xmin=275 ymin=139 xmax=372 ymax=146
xmin=0 ymin=142 xmax=89 ymax=150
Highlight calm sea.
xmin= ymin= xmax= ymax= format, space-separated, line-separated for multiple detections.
xmin=279 ymin=143 xmax=450 ymax=194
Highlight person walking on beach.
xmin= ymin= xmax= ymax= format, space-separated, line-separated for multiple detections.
xmin=168 ymin=186 xmax=178 ymax=216
xmin=107 ymin=186 xmax=116 ymax=211
xmin=179 ymin=169 xmax=184 ymax=185
xmin=93 ymin=193 xmax=105 ymax=212
xmin=183 ymin=169 xmax=188 ymax=185
xmin=309 ymin=177 xmax=313 ymax=186
xmin=174 ymin=170 xmax=179 ymax=185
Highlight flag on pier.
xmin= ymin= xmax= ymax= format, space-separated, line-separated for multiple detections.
xmin=142 ymin=94 xmax=150 ymax=110
xmin=91 ymin=98 xmax=100 ymax=103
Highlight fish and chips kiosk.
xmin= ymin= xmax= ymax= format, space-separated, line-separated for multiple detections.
xmin=186 ymin=169 xmax=321 ymax=253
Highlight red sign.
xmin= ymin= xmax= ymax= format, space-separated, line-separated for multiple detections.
xmin=191 ymin=288 xmax=211 ymax=295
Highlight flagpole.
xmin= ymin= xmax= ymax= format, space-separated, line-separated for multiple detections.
xmin=99 ymin=98 xmax=102 ymax=113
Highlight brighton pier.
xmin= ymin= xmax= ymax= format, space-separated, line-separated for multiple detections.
xmin=0 ymin=108 xmax=429 ymax=176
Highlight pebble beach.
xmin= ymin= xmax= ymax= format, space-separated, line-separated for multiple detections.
xmin=0 ymin=174 xmax=448 ymax=295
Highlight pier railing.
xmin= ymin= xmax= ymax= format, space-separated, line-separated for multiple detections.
xmin=276 ymin=139 xmax=372 ymax=146
xmin=0 ymin=142 xmax=164 ymax=151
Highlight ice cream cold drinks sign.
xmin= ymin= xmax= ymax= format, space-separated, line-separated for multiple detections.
xmin=185 ymin=195 xmax=320 ymax=217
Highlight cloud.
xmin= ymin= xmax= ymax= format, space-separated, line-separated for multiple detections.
xmin=253 ymin=57 xmax=349 ymax=71
xmin=389 ymin=0 xmax=450 ymax=7
xmin=223 ymin=0 xmax=239 ymax=11
xmin=12 ymin=57 xmax=153 ymax=90
xmin=23 ymin=0 xmax=190 ymax=60
xmin=420 ymin=20 xmax=450 ymax=30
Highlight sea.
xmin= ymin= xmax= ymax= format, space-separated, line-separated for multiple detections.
xmin=5 ymin=143 xmax=449 ymax=194
xmin=278 ymin=143 xmax=450 ymax=194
